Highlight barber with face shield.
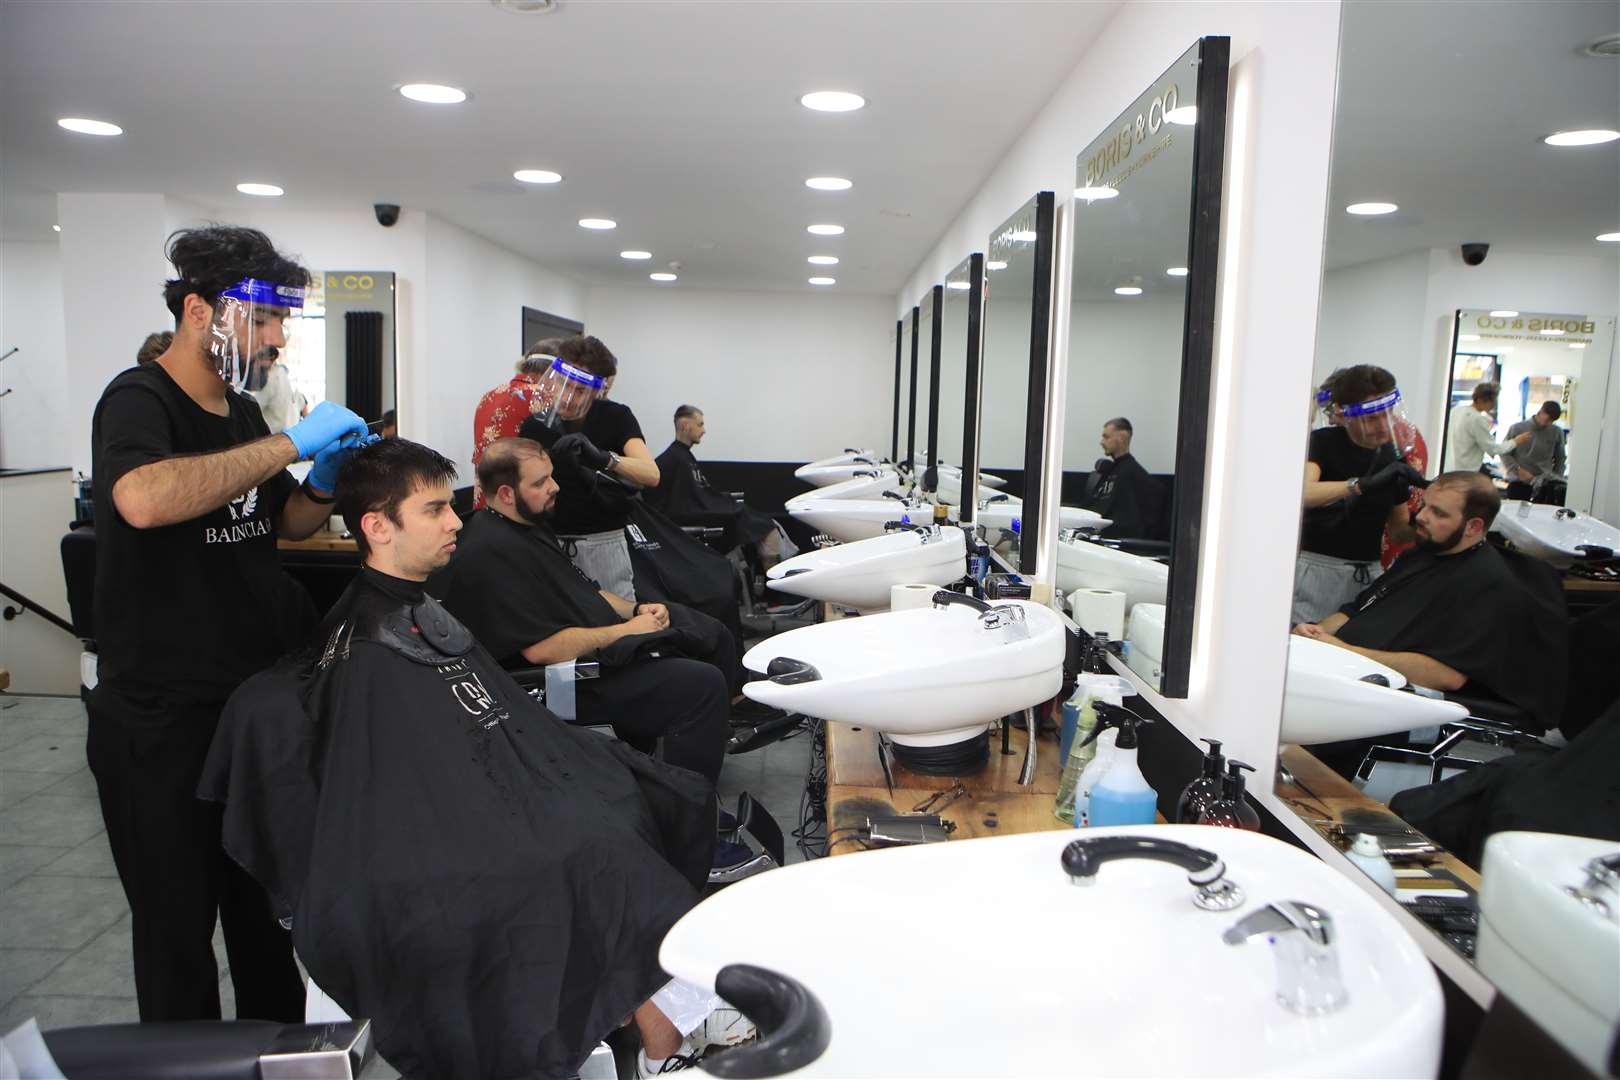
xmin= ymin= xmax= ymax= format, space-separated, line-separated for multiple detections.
xmin=88 ymin=226 xmax=374 ymax=1024
xmin=1293 ymin=364 xmax=1429 ymax=625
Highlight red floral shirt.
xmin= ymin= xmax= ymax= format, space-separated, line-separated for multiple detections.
xmin=471 ymin=376 xmax=535 ymax=507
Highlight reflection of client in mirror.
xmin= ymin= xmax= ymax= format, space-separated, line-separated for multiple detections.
xmin=1293 ymin=365 xmax=1427 ymax=624
xmin=1078 ymin=418 xmax=1162 ymax=539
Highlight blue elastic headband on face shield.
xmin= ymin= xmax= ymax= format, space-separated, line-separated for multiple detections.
xmin=1315 ymin=388 xmax=1333 ymax=404
xmin=219 ymin=278 xmax=305 ymax=309
xmin=1339 ymin=388 xmax=1401 ymax=417
xmin=551 ymin=357 xmax=605 ymax=390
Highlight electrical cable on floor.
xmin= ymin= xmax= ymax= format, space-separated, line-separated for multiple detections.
xmin=792 ymin=716 xmax=828 ymax=859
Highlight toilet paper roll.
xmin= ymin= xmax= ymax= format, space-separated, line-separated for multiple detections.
xmin=1070 ymin=588 xmax=1127 ymax=640
xmin=891 ymin=583 xmax=940 ymax=611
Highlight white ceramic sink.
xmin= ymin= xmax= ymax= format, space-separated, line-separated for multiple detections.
xmin=977 ymin=500 xmax=1110 ymax=537
xmin=1281 ymin=637 xmax=1467 ymax=745
xmin=1491 ymin=502 xmax=1620 ymax=567
xmin=786 ymin=470 xmax=902 ymax=506
xmin=661 ymin=825 xmax=1443 ymax=1077
xmin=796 ymin=461 xmax=891 ymax=488
xmin=1124 ymin=601 xmax=1166 ymax=685
xmin=765 ymin=527 xmax=967 ymax=613
xmin=1057 ymin=533 xmax=1168 ymax=608
xmin=787 ymin=497 xmax=937 ymax=542
xmin=741 ymin=598 xmax=1064 ymax=745
xmin=1477 ymin=832 xmax=1619 ymax=1076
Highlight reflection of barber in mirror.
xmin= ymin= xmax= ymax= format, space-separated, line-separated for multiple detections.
xmin=1293 ymin=472 xmax=1566 ymax=725
xmin=648 ymin=405 xmax=793 ymax=566
xmin=1499 ymin=401 xmax=1567 ymax=504
xmin=244 ymin=345 xmax=299 ymax=434
xmin=1078 ymin=417 xmax=1163 ymax=539
xmin=1444 ymin=382 xmax=1530 ymax=474
xmin=1293 ymin=365 xmax=1428 ymax=625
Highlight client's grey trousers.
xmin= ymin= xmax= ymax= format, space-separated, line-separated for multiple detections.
xmin=1291 ymin=549 xmax=1382 ymax=626
xmin=562 ymin=528 xmax=637 ymax=601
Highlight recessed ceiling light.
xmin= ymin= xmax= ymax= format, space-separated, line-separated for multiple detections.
xmin=986 ymin=260 xmax=1008 ymax=271
xmin=946 ymin=280 xmax=970 ymax=290
xmin=807 ymin=255 xmax=839 ymax=266
xmin=236 ymin=182 xmax=284 ymax=197
xmin=807 ymin=224 xmax=844 ymax=236
xmin=1598 ymin=232 xmax=1620 ymax=242
xmin=805 ymin=176 xmax=853 ymax=191
xmin=1543 ymin=129 xmax=1620 ymax=147
xmin=578 ymin=218 xmax=617 ymax=230
xmin=808 ymin=276 xmax=836 ymax=286
xmin=1165 ymin=105 xmax=1198 ymax=125
xmin=1569 ymin=342 xmax=1588 ymax=349
xmin=1073 ymin=185 xmax=1119 ymax=201
xmin=1346 ymin=202 xmax=1398 ymax=216
xmin=1490 ymin=310 xmax=1519 ymax=317
xmin=52 ymin=224 xmax=61 ymax=232
xmin=57 ymin=117 xmax=122 ymax=136
xmin=1458 ymin=333 xmax=1481 ymax=341
xmin=1166 ymin=266 xmax=1189 ymax=277
xmin=399 ymin=83 xmax=467 ymax=104
xmin=649 ymin=272 xmax=677 ymax=282
xmin=620 ymin=250 xmax=652 ymax=260
xmin=1114 ymin=286 xmax=1143 ymax=296
xmin=800 ymin=91 xmax=865 ymax=113
xmin=1009 ymin=229 xmax=1038 ymax=242
xmin=513 ymin=169 xmax=562 ymax=184
xmin=1539 ymin=328 xmax=1567 ymax=336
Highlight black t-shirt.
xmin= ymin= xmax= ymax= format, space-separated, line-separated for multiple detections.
xmin=1299 ymin=426 xmax=1403 ymax=562
xmin=1079 ymin=453 xmax=1163 ymax=540
xmin=429 ymin=509 xmax=622 ymax=666
xmin=90 ymin=364 xmax=298 ymax=705
xmin=521 ymin=400 xmax=646 ymax=535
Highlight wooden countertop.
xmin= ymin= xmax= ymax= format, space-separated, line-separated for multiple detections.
xmin=277 ymin=531 xmax=358 ymax=553
xmin=1276 ymin=744 xmax=1481 ymax=891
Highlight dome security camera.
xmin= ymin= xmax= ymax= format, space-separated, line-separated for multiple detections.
xmin=1460 ymin=242 xmax=1490 ymax=266
xmin=374 ymin=203 xmax=401 ymax=228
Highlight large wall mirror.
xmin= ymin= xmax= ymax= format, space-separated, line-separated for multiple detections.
xmin=1273 ymin=0 xmax=1619 ymax=1025
xmin=1059 ymin=37 xmax=1228 ymax=697
xmin=937 ymin=255 xmax=982 ymax=511
xmin=894 ymin=311 xmax=914 ymax=465
xmin=979 ymin=191 xmax=1055 ymax=573
xmin=903 ymin=305 xmax=920 ymax=466
xmin=260 ymin=270 xmax=398 ymax=435
xmin=918 ymin=286 xmax=940 ymax=474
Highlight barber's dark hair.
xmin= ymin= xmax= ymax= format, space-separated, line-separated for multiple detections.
xmin=335 ymin=438 xmax=458 ymax=557
xmin=1539 ymin=401 xmax=1562 ymax=421
xmin=476 ymin=436 xmax=548 ymax=502
xmin=1330 ymin=364 xmax=1397 ymax=406
xmin=161 ymin=225 xmax=310 ymax=323
xmin=674 ymin=404 xmax=701 ymax=422
xmin=1104 ymin=416 xmax=1132 ymax=435
xmin=1471 ymin=383 xmax=1498 ymax=405
xmin=1429 ymin=470 xmax=1502 ymax=531
xmin=136 ymin=331 xmax=172 ymax=366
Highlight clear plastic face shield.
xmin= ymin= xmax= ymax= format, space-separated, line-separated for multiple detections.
xmin=208 ymin=278 xmax=305 ymax=393
xmin=1336 ymin=388 xmax=1418 ymax=460
xmin=1312 ymin=386 xmax=1338 ymax=430
xmin=525 ymin=357 xmax=605 ymax=430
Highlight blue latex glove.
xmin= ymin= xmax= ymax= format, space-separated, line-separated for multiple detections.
xmin=307 ymin=432 xmax=380 ymax=496
xmin=285 ymin=401 xmax=367 ymax=460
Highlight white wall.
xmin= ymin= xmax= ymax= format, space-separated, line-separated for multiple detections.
xmin=0 ymin=240 xmax=69 ymax=471
xmin=582 ymin=285 xmax=894 ymax=462
xmin=1064 ymin=298 xmax=1184 ymax=472
xmin=1314 ymin=249 xmax=1431 ymax=416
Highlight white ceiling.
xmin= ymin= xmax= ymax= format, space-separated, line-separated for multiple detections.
xmin=0 ymin=0 xmax=1121 ymax=295
xmin=1325 ymin=0 xmax=1620 ymax=270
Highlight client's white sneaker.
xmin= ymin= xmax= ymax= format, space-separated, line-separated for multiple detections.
xmin=694 ymin=1000 xmax=757 ymax=1051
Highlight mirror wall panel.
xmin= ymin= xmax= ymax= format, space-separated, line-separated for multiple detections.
xmin=922 ymin=285 xmax=944 ymax=475
xmin=890 ymin=318 xmax=904 ymax=464
xmin=264 ymin=270 xmax=398 ymax=435
xmin=1272 ymin=0 xmax=1620 ymax=1005
xmin=980 ymin=191 xmax=1056 ymax=573
xmin=1059 ymin=38 xmax=1228 ymax=696
xmin=899 ymin=309 xmax=916 ymax=465
xmin=937 ymin=257 xmax=979 ymax=491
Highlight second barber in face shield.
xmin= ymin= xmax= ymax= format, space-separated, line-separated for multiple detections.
xmin=517 ymin=335 xmax=659 ymax=600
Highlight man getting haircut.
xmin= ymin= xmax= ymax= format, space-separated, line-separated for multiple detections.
xmin=200 ymin=438 xmax=711 ymax=1078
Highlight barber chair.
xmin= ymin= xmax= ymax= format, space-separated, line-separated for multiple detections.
xmin=451 ymin=485 xmax=477 ymax=519
xmin=59 ymin=526 xmax=99 ymax=698
xmin=1355 ymin=691 xmax=1545 ymax=805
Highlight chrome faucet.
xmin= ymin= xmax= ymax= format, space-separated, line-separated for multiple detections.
xmin=1060 ymin=836 xmax=1245 ymax=911
xmin=1223 ymin=901 xmax=1349 ymax=1015
xmin=1564 ymin=852 xmax=1620 ymax=921
xmin=1555 ymin=507 xmax=1578 ymax=521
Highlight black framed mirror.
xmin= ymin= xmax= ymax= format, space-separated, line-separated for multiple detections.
xmin=922 ymin=285 xmax=944 ymax=487
xmin=1059 ymin=37 xmax=1228 ymax=697
xmin=890 ymin=317 xmax=903 ymax=465
xmin=904 ymin=305 xmax=920 ymax=469
xmin=939 ymin=255 xmax=984 ymax=515
xmin=980 ymin=190 xmax=1056 ymax=574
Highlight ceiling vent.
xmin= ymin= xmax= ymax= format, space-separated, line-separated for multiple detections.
xmin=492 ymin=0 xmax=558 ymax=13
xmin=1581 ymin=32 xmax=1620 ymax=58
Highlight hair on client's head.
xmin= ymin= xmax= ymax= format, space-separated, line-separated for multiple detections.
xmin=1427 ymin=470 xmax=1502 ymax=530
xmin=335 ymin=438 xmax=458 ymax=556
xmin=476 ymin=437 xmax=549 ymax=501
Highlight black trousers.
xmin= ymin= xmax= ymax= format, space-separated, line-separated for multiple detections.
xmin=86 ymin=684 xmax=305 ymax=1023
xmin=576 ymin=657 xmax=728 ymax=785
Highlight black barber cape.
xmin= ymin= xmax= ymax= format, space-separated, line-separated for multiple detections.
xmin=430 ymin=509 xmax=735 ymax=675
xmin=1337 ymin=542 xmax=1567 ymax=731
xmin=1079 ymin=453 xmax=1163 ymax=540
xmin=199 ymin=568 xmax=712 ymax=1079
xmin=647 ymin=441 xmax=777 ymax=550
xmin=624 ymin=498 xmax=749 ymax=668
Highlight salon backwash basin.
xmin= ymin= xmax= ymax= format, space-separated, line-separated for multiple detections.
xmin=786 ymin=470 xmax=901 ymax=505
xmin=660 ymin=825 xmax=1442 ymax=1077
xmin=764 ymin=527 xmax=967 ymax=613
xmin=788 ymin=497 xmax=1110 ymax=545
xmin=1491 ymin=502 xmax=1620 ymax=567
xmin=740 ymin=597 xmax=1064 ymax=746
xmin=1056 ymin=532 xmax=1169 ymax=608
xmin=1281 ymin=636 xmax=1467 ymax=745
